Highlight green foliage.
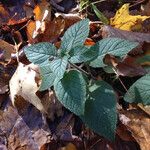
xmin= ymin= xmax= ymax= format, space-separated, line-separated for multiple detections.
xmin=24 ymin=42 xmax=57 ymax=65
xmin=91 ymin=4 xmax=109 ymax=25
xmin=54 ymin=70 xmax=87 ymax=116
xmin=39 ymin=64 xmax=56 ymax=91
xmin=60 ymin=19 xmax=89 ymax=55
xmin=124 ymin=74 xmax=150 ymax=105
xmin=80 ymin=80 xmax=117 ymax=140
xmin=24 ymin=19 xmax=141 ymax=141
xmin=69 ymin=45 xmax=97 ymax=63
xmin=49 ymin=56 xmax=68 ymax=80
xmin=90 ymin=38 xmax=139 ymax=68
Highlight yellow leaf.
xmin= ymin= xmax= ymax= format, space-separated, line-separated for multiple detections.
xmin=110 ymin=4 xmax=150 ymax=31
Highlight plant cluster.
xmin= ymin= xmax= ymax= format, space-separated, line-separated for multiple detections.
xmin=24 ymin=19 xmax=150 ymax=140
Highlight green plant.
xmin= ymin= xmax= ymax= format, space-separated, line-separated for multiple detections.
xmin=24 ymin=19 xmax=140 ymax=140
xmin=79 ymin=0 xmax=109 ymax=25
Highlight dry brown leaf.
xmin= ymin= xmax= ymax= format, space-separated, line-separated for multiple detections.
xmin=138 ymin=104 xmax=150 ymax=116
xmin=9 ymin=63 xmax=63 ymax=120
xmin=56 ymin=114 xmax=80 ymax=141
xmin=0 ymin=4 xmax=9 ymax=23
xmin=102 ymin=25 xmax=150 ymax=43
xmin=0 ymin=102 xmax=51 ymax=150
xmin=116 ymin=123 xmax=135 ymax=141
xmin=116 ymin=56 xmax=146 ymax=77
xmin=141 ymin=0 xmax=150 ymax=16
xmin=55 ymin=13 xmax=81 ymax=30
xmin=39 ymin=16 xmax=65 ymax=42
xmin=26 ymin=1 xmax=66 ymax=43
xmin=110 ymin=4 xmax=150 ymax=31
xmin=26 ymin=0 xmax=52 ymax=42
xmin=120 ymin=108 xmax=150 ymax=150
xmin=0 ymin=65 xmax=12 ymax=96
xmin=0 ymin=40 xmax=15 ymax=61
xmin=103 ymin=54 xmax=146 ymax=77
xmin=27 ymin=16 xmax=65 ymax=43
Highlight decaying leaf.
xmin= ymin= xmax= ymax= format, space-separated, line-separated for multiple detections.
xmin=0 ymin=102 xmax=51 ymax=150
xmin=138 ymin=104 xmax=150 ymax=116
xmin=26 ymin=1 xmax=66 ymax=43
xmin=26 ymin=0 xmax=52 ymax=41
xmin=0 ymin=65 xmax=13 ymax=96
xmin=55 ymin=13 xmax=81 ymax=30
xmin=56 ymin=114 xmax=80 ymax=141
xmin=0 ymin=40 xmax=16 ymax=61
xmin=104 ymin=54 xmax=146 ymax=77
xmin=120 ymin=108 xmax=150 ymax=150
xmin=0 ymin=4 xmax=9 ymax=23
xmin=9 ymin=63 xmax=63 ymax=120
xmin=9 ymin=63 xmax=45 ymax=113
xmin=110 ymin=4 xmax=150 ymax=31
xmin=116 ymin=123 xmax=135 ymax=141
xmin=102 ymin=25 xmax=150 ymax=43
xmin=141 ymin=0 xmax=150 ymax=16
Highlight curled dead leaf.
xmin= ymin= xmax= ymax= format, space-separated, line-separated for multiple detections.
xmin=9 ymin=63 xmax=63 ymax=120
xmin=120 ymin=108 xmax=150 ymax=150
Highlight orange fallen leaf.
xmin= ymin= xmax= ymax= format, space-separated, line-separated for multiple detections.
xmin=33 ymin=0 xmax=51 ymax=21
xmin=84 ymin=38 xmax=95 ymax=46
xmin=110 ymin=4 xmax=150 ymax=31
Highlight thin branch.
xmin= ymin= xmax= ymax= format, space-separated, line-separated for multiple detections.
xmin=112 ymin=67 xmax=128 ymax=93
xmin=112 ymin=67 xmax=133 ymax=98
xmin=69 ymin=62 xmax=89 ymax=76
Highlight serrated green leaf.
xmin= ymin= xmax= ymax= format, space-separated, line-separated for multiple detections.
xmin=54 ymin=70 xmax=87 ymax=116
xmin=69 ymin=45 xmax=97 ymax=63
xmin=50 ymin=56 xmax=68 ymax=80
xmin=39 ymin=64 xmax=56 ymax=91
xmin=61 ymin=19 xmax=89 ymax=55
xmin=80 ymin=80 xmax=117 ymax=141
xmin=24 ymin=42 xmax=57 ymax=65
xmin=90 ymin=38 xmax=139 ymax=68
xmin=124 ymin=74 xmax=150 ymax=105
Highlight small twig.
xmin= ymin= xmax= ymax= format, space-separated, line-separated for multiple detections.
xmin=112 ymin=67 xmax=128 ymax=93
xmin=12 ymin=37 xmax=20 ymax=64
xmin=85 ymin=64 xmax=97 ymax=80
xmin=89 ymin=138 xmax=102 ymax=150
xmin=129 ymin=0 xmax=145 ymax=8
xmin=69 ymin=62 xmax=89 ymax=76
xmin=112 ymin=67 xmax=133 ymax=98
